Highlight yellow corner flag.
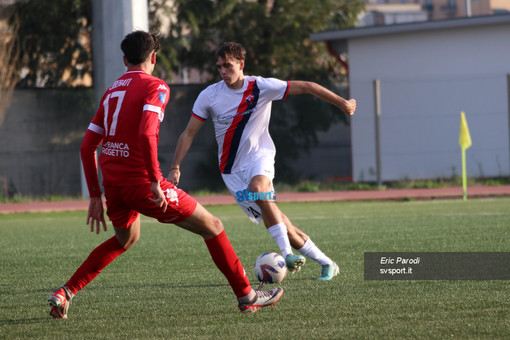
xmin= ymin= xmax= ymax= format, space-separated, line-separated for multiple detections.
xmin=459 ymin=111 xmax=472 ymax=149
xmin=459 ymin=111 xmax=472 ymax=200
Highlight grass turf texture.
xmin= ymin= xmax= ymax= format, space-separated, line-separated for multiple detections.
xmin=1 ymin=198 xmax=509 ymax=339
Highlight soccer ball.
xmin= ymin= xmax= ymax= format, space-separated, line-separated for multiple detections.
xmin=253 ymin=252 xmax=287 ymax=284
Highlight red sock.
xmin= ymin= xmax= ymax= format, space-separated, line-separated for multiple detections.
xmin=205 ymin=230 xmax=252 ymax=298
xmin=65 ymin=236 xmax=126 ymax=295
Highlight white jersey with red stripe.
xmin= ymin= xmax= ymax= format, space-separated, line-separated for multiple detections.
xmin=192 ymin=76 xmax=289 ymax=174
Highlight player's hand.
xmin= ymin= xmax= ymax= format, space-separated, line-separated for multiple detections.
xmin=86 ymin=196 xmax=107 ymax=234
xmin=149 ymin=181 xmax=168 ymax=212
xmin=343 ymin=98 xmax=356 ymax=116
xmin=167 ymin=168 xmax=180 ymax=186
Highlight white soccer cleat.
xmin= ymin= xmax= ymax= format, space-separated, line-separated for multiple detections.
xmin=48 ymin=286 xmax=73 ymax=319
xmin=238 ymin=287 xmax=284 ymax=313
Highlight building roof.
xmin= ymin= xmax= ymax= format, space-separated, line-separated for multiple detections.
xmin=310 ymin=14 xmax=510 ymax=42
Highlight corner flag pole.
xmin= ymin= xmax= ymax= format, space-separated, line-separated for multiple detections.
xmin=459 ymin=111 xmax=472 ymax=200
xmin=461 ymin=148 xmax=468 ymax=200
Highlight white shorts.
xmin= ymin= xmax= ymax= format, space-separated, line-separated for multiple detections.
xmin=221 ymin=157 xmax=275 ymax=224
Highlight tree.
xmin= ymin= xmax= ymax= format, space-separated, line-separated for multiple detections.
xmin=10 ymin=0 xmax=364 ymax=186
xmin=14 ymin=0 xmax=92 ymax=87
xmin=0 ymin=5 xmax=19 ymax=126
xmin=151 ymin=0 xmax=364 ymax=183
xmin=152 ymin=0 xmax=363 ymax=80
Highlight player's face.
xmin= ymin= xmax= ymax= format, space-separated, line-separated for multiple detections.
xmin=216 ymin=56 xmax=244 ymax=89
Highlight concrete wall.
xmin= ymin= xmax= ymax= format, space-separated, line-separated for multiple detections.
xmin=348 ymin=23 xmax=510 ymax=182
xmin=0 ymin=89 xmax=93 ymax=197
xmin=0 ymin=86 xmax=351 ymax=197
xmin=0 ymin=86 xmax=208 ymax=197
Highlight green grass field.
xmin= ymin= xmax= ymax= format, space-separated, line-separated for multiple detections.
xmin=1 ymin=198 xmax=509 ymax=339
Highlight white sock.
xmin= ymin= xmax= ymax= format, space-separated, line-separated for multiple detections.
xmin=267 ymin=223 xmax=292 ymax=258
xmin=297 ymin=238 xmax=333 ymax=266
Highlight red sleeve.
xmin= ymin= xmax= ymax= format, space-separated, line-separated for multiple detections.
xmin=282 ymin=81 xmax=290 ymax=100
xmin=80 ymin=129 xmax=103 ymax=197
xmin=139 ymin=110 xmax=162 ymax=182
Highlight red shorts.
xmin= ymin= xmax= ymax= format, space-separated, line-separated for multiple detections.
xmin=104 ymin=179 xmax=198 ymax=228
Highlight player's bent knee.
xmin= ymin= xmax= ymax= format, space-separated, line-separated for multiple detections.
xmin=248 ymin=183 xmax=266 ymax=194
xmin=116 ymin=234 xmax=139 ymax=250
xmin=114 ymin=225 xmax=140 ymax=250
xmin=176 ymin=210 xmax=225 ymax=239
xmin=203 ymin=216 xmax=224 ymax=239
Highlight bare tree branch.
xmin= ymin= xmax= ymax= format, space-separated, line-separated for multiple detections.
xmin=0 ymin=6 xmax=19 ymax=127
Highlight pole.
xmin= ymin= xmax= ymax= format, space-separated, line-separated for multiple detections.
xmin=465 ymin=0 xmax=471 ymax=17
xmin=459 ymin=111 xmax=472 ymax=200
xmin=373 ymin=79 xmax=382 ymax=188
xmin=461 ymin=147 xmax=468 ymax=200
xmin=507 ymin=74 xmax=510 ymax=178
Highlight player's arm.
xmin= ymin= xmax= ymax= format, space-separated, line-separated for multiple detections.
xmin=287 ymin=80 xmax=356 ymax=116
xmin=139 ymin=109 xmax=168 ymax=212
xmin=80 ymin=127 xmax=107 ymax=234
xmin=167 ymin=115 xmax=205 ymax=186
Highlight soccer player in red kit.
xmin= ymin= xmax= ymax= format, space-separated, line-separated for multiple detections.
xmin=48 ymin=31 xmax=283 ymax=318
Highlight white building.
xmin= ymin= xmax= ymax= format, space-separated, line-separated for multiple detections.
xmin=311 ymin=14 xmax=510 ymax=183
xmin=359 ymin=4 xmax=429 ymax=27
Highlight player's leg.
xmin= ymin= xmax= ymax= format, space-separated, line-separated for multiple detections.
xmin=248 ymin=175 xmax=337 ymax=279
xmin=248 ymin=175 xmax=306 ymax=273
xmin=64 ymin=196 xmax=140 ymax=292
xmin=49 ymin=187 xmax=140 ymax=319
xmin=176 ymin=203 xmax=250 ymax=294
xmin=49 ymin=217 xmax=139 ymax=319
xmin=173 ymin=202 xmax=222 ymax=239
xmin=113 ymin=216 xmax=141 ymax=250
xmin=281 ymin=213 xmax=307 ymax=249
xmin=145 ymin=181 xmax=282 ymax=313
xmin=64 ymin=216 xmax=139 ymax=292
xmin=49 ymin=243 xmax=129 ymax=318
xmin=175 ymin=202 xmax=283 ymax=312
xmin=281 ymin=213 xmax=339 ymax=280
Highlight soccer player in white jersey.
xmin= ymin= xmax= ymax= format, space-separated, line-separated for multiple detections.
xmin=168 ymin=42 xmax=356 ymax=280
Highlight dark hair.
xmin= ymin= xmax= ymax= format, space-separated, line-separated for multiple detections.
xmin=215 ymin=42 xmax=246 ymax=62
xmin=121 ymin=31 xmax=161 ymax=65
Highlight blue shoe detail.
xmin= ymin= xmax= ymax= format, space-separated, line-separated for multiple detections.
xmin=318 ymin=263 xmax=339 ymax=280
xmin=285 ymin=254 xmax=306 ymax=273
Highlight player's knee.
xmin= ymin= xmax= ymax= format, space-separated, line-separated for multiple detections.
xmin=116 ymin=235 xmax=138 ymax=250
xmin=211 ymin=216 xmax=225 ymax=234
xmin=248 ymin=182 xmax=267 ymax=194
xmin=203 ymin=216 xmax=224 ymax=239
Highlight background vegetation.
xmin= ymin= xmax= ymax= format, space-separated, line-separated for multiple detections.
xmin=10 ymin=0 xmax=364 ymax=184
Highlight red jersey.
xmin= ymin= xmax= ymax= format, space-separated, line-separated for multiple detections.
xmin=81 ymin=70 xmax=170 ymax=196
